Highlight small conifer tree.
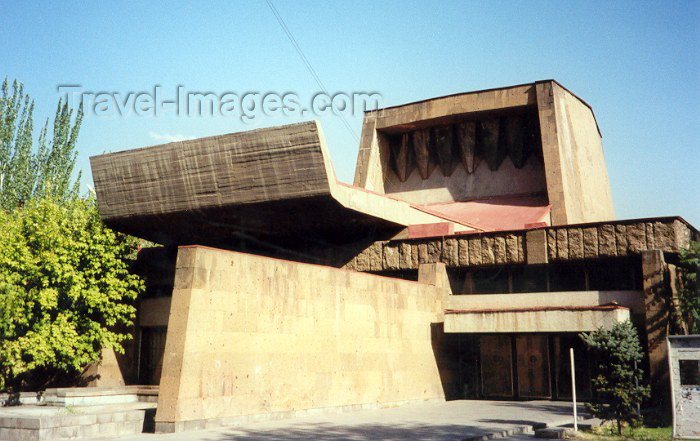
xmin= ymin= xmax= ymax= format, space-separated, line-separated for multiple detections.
xmin=580 ymin=320 xmax=650 ymax=434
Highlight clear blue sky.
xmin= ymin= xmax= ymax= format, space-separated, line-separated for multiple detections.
xmin=3 ymin=1 xmax=699 ymax=225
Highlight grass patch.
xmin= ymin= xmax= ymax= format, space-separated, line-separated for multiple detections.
xmin=575 ymin=426 xmax=674 ymax=441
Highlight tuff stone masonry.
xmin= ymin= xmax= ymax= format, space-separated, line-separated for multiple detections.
xmin=343 ymin=218 xmax=692 ymax=271
xmin=88 ymin=80 xmax=698 ymax=431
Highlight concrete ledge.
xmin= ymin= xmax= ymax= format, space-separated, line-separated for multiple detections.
xmin=448 ymin=290 xmax=644 ymax=313
xmin=44 ymin=385 xmax=157 ymax=397
xmin=43 ymin=386 xmax=158 ymax=407
xmin=445 ymin=305 xmax=630 ymax=333
xmin=0 ymin=392 xmax=44 ymax=406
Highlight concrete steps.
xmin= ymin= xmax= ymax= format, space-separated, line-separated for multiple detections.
xmin=499 ymin=416 xmax=602 ymax=440
xmin=0 ymin=386 xmax=159 ymax=441
xmin=0 ymin=403 xmax=156 ymax=441
xmin=43 ymin=386 xmax=158 ymax=407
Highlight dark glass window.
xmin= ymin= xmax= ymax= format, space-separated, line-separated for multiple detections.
xmin=549 ymin=264 xmax=587 ymax=292
xmin=448 ymin=269 xmax=469 ymax=294
xmin=472 ymin=267 xmax=509 ymax=294
xmin=588 ymin=259 xmax=635 ymax=290
xmin=680 ymin=360 xmax=700 ymax=386
xmin=511 ymin=265 xmax=548 ymax=293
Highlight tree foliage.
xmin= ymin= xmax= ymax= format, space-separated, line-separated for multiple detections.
xmin=0 ymin=79 xmax=143 ymax=392
xmin=580 ymin=320 xmax=650 ymax=434
xmin=0 ymin=197 xmax=144 ymax=392
xmin=677 ymin=241 xmax=700 ymax=334
xmin=0 ymin=78 xmax=83 ymax=210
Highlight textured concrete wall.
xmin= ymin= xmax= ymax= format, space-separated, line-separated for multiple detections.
xmin=383 ymin=158 xmax=546 ymax=205
xmin=91 ymin=122 xmax=332 ymax=221
xmin=537 ymin=81 xmax=615 ymax=225
xmin=555 ymin=84 xmax=615 ymax=223
xmin=155 ymin=246 xmax=448 ymax=432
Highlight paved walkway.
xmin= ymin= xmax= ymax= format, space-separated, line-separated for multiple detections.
xmin=117 ymin=400 xmax=585 ymax=441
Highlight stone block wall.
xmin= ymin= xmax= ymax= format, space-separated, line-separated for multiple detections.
xmin=155 ymin=246 xmax=448 ymax=432
xmin=344 ymin=233 xmax=526 ymax=272
xmin=546 ymin=219 xmax=693 ymax=261
xmin=343 ymin=218 xmax=695 ymax=273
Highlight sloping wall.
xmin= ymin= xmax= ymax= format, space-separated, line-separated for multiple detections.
xmin=155 ymin=246 xmax=448 ymax=432
xmin=537 ymin=81 xmax=615 ymax=224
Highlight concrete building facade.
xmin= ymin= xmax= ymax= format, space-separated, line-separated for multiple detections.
xmin=88 ymin=80 xmax=697 ymax=432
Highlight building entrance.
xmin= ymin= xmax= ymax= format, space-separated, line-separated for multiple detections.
xmin=473 ymin=333 xmax=592 ymax=400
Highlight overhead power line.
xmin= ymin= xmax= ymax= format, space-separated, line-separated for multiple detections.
xmin=265 ymin=0 xmax=360 ymax=143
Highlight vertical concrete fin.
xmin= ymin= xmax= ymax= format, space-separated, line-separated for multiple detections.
xmin=413 ymin=129 xmax=432 ymax=179
xmin=457 ymin=121 xmax=478 ymax=174
xmin=642 ymin=249 xmax=671 ymax=410
xmin=154 ymin=246 xmax=199 ymax=430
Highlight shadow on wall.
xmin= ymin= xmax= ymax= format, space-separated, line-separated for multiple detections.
xmin=430 ymin=322 xmax=465 ymax=401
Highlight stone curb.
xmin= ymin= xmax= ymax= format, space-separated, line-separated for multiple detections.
xmin=459 ymin=416 xmax=588 ymax=441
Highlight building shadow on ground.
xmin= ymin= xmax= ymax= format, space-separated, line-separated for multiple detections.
xmin=491 ymin=401 xmax=585 ymax=415
xmin=197 ymin=422 xmax=508 ymax=441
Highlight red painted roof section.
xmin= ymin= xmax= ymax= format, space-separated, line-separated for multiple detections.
xmin=407 ymin=223 xmax=454 ymax=239
xmin=335 ymin=181 xmax=550 ymax=234
xmin=414 ymin=195 xmax=551 ymax=232
xmin=335 ymin=181 xmax=485 ymax=230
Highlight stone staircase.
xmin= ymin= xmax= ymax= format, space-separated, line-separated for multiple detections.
xmin=0 ymin=386 xmax=158 ymax=441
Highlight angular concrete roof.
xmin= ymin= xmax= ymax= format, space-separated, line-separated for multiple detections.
xmin=91 ymin=121 xmax=474 ymax=247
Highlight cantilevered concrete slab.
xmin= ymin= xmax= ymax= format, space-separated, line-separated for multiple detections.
xmin=444 ymin=304 xmax=630 ymax=333
xmin=443 ymin=290 xmax=638 ymax=334
xmin=91 ymin=121 xmax=474 ymax=249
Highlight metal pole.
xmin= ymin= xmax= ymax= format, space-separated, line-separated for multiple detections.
xmin=570 ymin=348 xmax=578 ymax=431
xmin=634 ymin=360 xmax=641 ymax=416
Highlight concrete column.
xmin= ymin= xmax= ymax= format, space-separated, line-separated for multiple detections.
xmin=418 ymin=262 xmax=450 ymax=291
xmin=641 ymin=249 xmax=670 ymax=409
xmin=525 ymin=229 xmax=548 ymax=264
xmin=535 ymin=80 xmax=567 ymax=226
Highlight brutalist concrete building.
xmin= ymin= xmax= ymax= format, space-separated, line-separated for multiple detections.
xmin=88 ymin=80 xmax=697 ymax=432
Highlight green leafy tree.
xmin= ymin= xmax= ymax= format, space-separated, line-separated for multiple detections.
xmin=580 ymin=320 xmax=650 ymax=434
xmin=677 ymin=241 xmax=700 ymax=334
xmin=0 ymin=78 xmax=83 ymax=210
xmin=0 ymin=197 xmax=144 ymax=392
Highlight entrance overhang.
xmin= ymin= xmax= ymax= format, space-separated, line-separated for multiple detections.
xmin=90 ymin=121 xmax=474 ymax=248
